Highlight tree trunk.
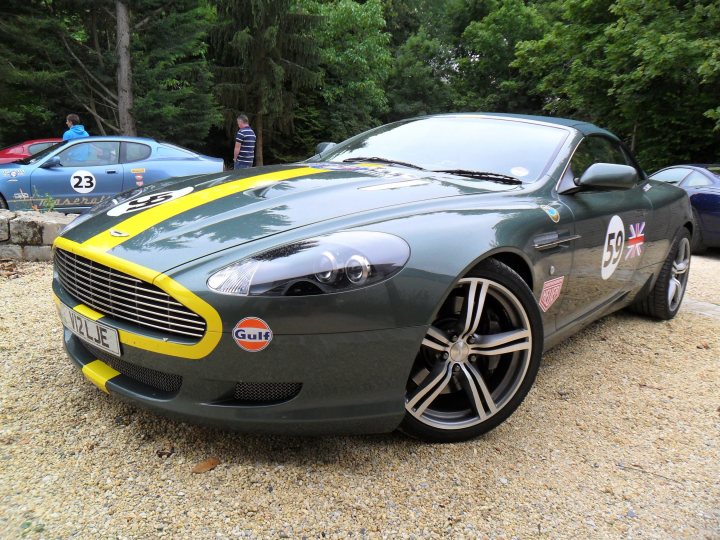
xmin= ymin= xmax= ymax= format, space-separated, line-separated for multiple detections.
xmin=116 ymin=0 xmax=137 ymax=136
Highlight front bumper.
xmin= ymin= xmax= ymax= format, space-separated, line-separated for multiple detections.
xmin=58 ymin=295 xmax=425 ymax=436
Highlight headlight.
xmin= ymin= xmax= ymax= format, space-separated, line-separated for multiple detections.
xmin=207 ymin=231 xmax=410 ymax=296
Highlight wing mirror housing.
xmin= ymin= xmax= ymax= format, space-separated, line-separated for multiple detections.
xmin=578 ymin=163 xmax=638 ymax=190
xmin=40 ymin=156 xmax=62 ymax=169
xmin=315 ymin=142 xmax=336 ymax=155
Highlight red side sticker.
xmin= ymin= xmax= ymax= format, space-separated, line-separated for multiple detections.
xmin=539 ymin=276 xmax=564 ymax=312
xmin=232 ymin=317 xmax=273 ymax=352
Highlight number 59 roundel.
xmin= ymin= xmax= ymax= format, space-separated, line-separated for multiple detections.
xmin=601 ymin=215 xmax=625 ymax=280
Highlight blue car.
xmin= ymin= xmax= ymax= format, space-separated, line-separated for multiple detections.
xmin=649 ymin=164 xmax=720 ymax=253
xmin=0 ymin=136 xmax=224 ymax=213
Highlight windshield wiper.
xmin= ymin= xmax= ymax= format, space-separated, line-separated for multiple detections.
xmin=342 ymin=157 xmax=426 ymax=171
xmin=432 ymin=169 xmax=523 ymax=185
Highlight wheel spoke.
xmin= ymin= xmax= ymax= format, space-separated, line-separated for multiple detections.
xmin=405 ymin=361 xmax=453 ymax=418
xmin=672 ymin=260 xmax=688 ymax=276
xmin=422 ymin=326 xmax=451 ymax=352
xmin=460 ymin=363 xmax=497 ymax=416
xmin=469 ymin=328 xmax=531 ymax=356
xmin=668 ymin=276 xmax=681 ymax=305
xmin=460 ymin=280 xmax=489 ymax=338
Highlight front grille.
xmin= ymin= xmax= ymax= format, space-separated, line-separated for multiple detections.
xmin=83 ymin=343 xmax=183 ymax=394
xmin=233 ymin=382 xmax=302 ymax=404
xmin=55 ymin=248 xmax=206 ymax=339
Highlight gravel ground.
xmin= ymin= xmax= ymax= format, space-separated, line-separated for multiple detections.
xmin=1 ymin=252 xmax=718 ymax=539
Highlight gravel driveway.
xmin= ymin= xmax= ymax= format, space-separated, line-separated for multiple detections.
xmin=1 ymin=253 xmax=718 ymax=539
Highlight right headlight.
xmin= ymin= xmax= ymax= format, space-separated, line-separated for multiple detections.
xmin=207 ymin=231 xmax=410 ymax=296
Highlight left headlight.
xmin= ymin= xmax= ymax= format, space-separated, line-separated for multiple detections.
xmin=207 ymin=231 xmax=410 ymax=296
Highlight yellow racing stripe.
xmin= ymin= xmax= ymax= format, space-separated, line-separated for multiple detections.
xmin=83 ymin=167 xmax=327 ymax=251
xmin=81 ymin=360 xmax=120 ymax=393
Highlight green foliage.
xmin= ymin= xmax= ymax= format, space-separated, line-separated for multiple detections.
xmin=452 ymin=0 xmax=548 ymax=112
xmin=132 ymin=1 xmax=221 ymax=148
xmin=514 ymin=0 xmax=720 ymax=169
xmin=385 ymin=27 xmax=452 ymax=120
xmin=210 ymin=0 xmax=322 ymax=164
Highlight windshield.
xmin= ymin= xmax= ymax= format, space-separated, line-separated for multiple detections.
xmin=17 ymin=140 xmax=68 ymax=165
xmin=317 ymin=116 xmax=570 ymax=183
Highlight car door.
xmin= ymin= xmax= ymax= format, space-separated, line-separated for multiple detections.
xmin=556 ymin=136 xmax=652 ymax=329
xmin=120 ymin=141 xmax=154 ymax=190
xmin=682 ymin=170 xmax=720 ymax=243
xmin=30 ymin=140 xmax=123 ymax=211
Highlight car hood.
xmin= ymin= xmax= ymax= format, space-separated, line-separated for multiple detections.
xmin=59 ymin=163 xmax=520 ymax=274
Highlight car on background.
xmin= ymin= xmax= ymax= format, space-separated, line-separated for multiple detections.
xmin=649 ymin=164 xmax=720 ymax=253
xmin=52 ymin=113 xmax=692 ymax=443
xmin=0 ymin=136 xmax=223 ymax=213
xmin=0 ymin=138 xmax=62 ymax=164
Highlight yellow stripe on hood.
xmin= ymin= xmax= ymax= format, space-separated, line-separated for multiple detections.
xmin=83 ymin=167 xmax=328 ymax=252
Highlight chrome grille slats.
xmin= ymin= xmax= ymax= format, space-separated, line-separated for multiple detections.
xmin=55 ymin=248 xmax=206 ymax=340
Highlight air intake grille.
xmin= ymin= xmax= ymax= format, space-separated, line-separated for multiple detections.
xmin=83 ymin=343 xmax=183 ymax=394
xmin=55 ymin=248 xmax=206 ymax=339
xmin=234 ymin=382 xmax=302 ymax=404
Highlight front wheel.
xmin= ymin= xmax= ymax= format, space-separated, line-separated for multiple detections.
xmin=631 ymin=228 xmax=691 ymax=320
xmin=400 ymin=259 xmax=543 ymax=443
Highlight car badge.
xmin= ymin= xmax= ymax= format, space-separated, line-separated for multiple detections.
xmin=110 ymin=229 xmax=130 ymax=237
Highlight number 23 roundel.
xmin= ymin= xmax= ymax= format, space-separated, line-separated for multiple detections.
xmin=70 ymin=170 xmax=96 ymax=194
xmin=107 ymin=186 xmax=194 ymax=217
xmin=601 ymin=215 xmax=625 ymax=280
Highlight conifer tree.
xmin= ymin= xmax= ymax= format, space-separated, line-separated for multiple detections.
xmin=210 ymin=0 xmax=321 ymax=165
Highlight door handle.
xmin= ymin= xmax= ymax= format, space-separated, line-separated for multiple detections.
xmin=106 ymin=169 xmax=117 ymax=174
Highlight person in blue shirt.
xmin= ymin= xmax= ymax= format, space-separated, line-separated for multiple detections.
xmin=233 ymin=114 xmax=256 ymax=169
xmin=63 ymin=114 xmax=89 ymax=141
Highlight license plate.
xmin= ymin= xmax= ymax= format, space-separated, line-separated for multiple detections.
xmin=59 ymin=304 xmax=121 ymax=356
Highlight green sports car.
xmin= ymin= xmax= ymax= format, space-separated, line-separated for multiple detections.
xmin=52 ymin=113 xmax=693 ymax=442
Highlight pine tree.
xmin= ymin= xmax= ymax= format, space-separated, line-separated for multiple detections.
xmin=210 ymin=0 xmax=321 ymax=165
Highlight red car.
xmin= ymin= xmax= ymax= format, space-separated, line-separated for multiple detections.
xmin=0 ymin=138 xmax=62 ymax=164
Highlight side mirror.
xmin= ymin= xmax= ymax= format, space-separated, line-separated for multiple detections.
xmin=40 ymin=156 xmax=62 ymax=169
xmin=578 ymin=163 xmax=638 ymax=190
xmin=315 ymin=142 xmax=336 ymax=155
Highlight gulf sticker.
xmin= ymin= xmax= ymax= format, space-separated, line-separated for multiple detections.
xmin=539 ymin=276 xmax=564 ymax=312
xmin=233 ymin=317 xmax=273 ymax=352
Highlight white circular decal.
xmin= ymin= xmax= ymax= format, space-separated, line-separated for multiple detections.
xmin=601 ymin=215 xmax=625 ymax=280
xmin=70 ymin=170 xmax=96 ymax=194
xmin=107 ymin=186 xmax=194 ymax=216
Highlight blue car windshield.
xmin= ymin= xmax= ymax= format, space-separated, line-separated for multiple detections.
xmin=17 ymin=140 xmax=68 ymax=165
xmin=318 ymin=116 xmax=570 ymax=183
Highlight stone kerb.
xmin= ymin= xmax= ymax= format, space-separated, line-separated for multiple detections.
xmin=0 ymin=210 xmax=77 ymax=261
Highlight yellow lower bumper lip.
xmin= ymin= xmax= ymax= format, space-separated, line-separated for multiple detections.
xmin=81 ymin=360 xmax=120 ymax=393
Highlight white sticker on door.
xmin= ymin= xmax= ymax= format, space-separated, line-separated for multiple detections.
xmin=601 ymin=215 xmax=625 ymax=280
xmin=70 ymin=170 xmax=96 ymax=194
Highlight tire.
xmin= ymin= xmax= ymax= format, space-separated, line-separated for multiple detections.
xmin=631 ymin=228 xmax=691 ymax=320
xmin=690 ymin=210 xmax=707 ymax=254
xmin=400 ymin=258 xmax=543 ymax=443
xmin=0 ymin=195 xmax=7 ymax=210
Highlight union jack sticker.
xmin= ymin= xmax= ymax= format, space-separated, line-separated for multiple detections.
xmin=625 ymin=222 xmax=645 ymax=260
xmin=539 ymin=276 xmax=564 ymax=312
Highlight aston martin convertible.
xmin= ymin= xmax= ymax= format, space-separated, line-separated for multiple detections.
xmin=52 ymin=114 xmax=693 ymax=442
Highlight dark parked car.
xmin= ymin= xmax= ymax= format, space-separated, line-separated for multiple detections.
xmin=52 ymin=113 xmax=692 ymax=442
xmin=0 ymin=138 xmax=62 ymax=164
xmin=649 ymin=165 xmax=720 ymax=252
